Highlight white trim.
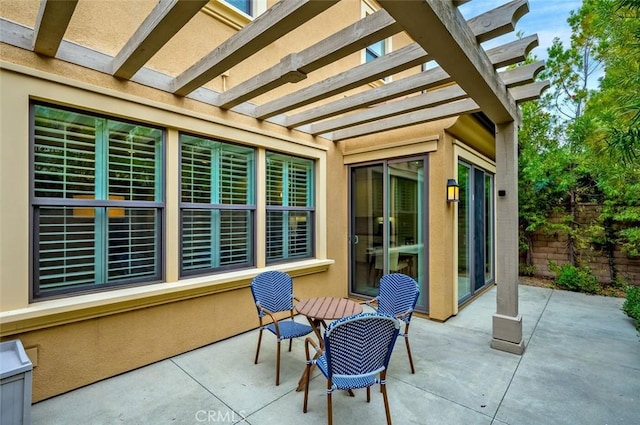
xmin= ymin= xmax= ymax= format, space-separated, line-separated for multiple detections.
xmin=453 ymin=141 xmax=496 ymax=173
xmin=343 ymin=136 xmax=438 ymax=164
xmin=203 ymin=0 xmax=267 ymax=30
xmin=0 ymin=259 xmax=334 ymax=337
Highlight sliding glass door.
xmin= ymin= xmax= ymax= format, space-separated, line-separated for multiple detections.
xmin=458 ymin=161 xmax=494 ymax=304
xmin=349 ymin=157 xmax=427 ymax=312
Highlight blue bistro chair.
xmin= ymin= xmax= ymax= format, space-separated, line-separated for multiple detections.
xmin=302 ymin=312 xmax=401 ymax=425
xmin=367 ymin=273 xmax=420 ymax=374
xmin=250 ymin=271 xmax=313 ymax=386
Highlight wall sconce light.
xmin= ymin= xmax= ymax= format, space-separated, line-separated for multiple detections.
xmin=447 ymin=179 xmax=459 ymax=203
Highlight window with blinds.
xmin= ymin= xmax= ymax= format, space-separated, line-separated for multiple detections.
xmin=32 ymin=104 xmax=164 ymax=299
xmin=266 ymin=152 xmax=314 ymax=263
xmin=180 ymin=134 xmax=255 ymax=276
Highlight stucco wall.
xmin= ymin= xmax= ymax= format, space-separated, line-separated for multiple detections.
xmin=0 ymin=0 xmax=493 ymax=401
xmin=0 ymin=64 xmax=347 ymax=401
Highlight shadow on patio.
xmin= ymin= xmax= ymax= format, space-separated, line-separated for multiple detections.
xmin=31 ymin=285 xmax=639 ymax=425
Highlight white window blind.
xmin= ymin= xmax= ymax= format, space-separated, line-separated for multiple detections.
xmin=32 ymin=104 xmax=163 ymax=299
xmin=266 ymin=152 xmax=314 ymax=263
xmin=180 ymin=135 xmax=255 ymax=275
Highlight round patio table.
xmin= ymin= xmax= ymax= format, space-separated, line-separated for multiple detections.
xmin=294 ymin=296 xmax=363 ymax=391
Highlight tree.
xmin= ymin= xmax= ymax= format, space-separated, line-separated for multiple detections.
xmin=518 ymin=0 xmax=640 ymax=284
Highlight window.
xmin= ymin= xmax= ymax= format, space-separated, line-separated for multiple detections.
xmin=266 ymin=152 xmax=315 ymax=263
xmin=366 ymin=39 xmax=386 ymax=63
xmin=180 ymin=134 xmax=255 ymax=276
xmin=31 ymin=104 xmax=164 ymax=299
xmin=225 ymin=0 xmax=252 ymax=16
xmin=362 ymin=1 xmax=391 ymax=83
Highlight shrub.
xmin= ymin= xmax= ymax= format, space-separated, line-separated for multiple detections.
xmin=623 ymin=285 xmax=640 ymax=333
xmin=548 ymin=261 xmax=600 ymax=294
xmin=519 ymin=263 xmax=537 ymax=276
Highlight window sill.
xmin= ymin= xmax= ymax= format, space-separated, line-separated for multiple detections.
xmin=0 ymin=259 xmax=334 ymax=337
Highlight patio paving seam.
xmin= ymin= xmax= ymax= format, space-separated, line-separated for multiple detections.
xmin=168 ymin=357 xmax=254 ymax=424
xmin=525 ymin=287 xmax=554 ymax=346
xmin=486 ymin=288 xmax=553 ymax=425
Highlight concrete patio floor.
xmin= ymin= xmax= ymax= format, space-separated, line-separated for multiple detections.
xmin=31 ymin=284 xmax=639 ymax=425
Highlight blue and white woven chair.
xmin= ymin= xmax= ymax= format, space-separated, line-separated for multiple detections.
xmin=250 ymin=271 xmax=313 ymax=386
xmin=367 ymin=273 xmax=420 ymax=373
xmin=302 ymin=312 xmax=401 ymax=425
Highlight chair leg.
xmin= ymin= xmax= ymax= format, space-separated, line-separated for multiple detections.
xmin=276 ymin=340 xmax=281 ymax=386
xmin=404 ymin=324 xmax=415 ymax=374
xmin=289 ymin=337 xmax=293 ymax=352
xmin=380 ymin=372 xmax=393 ymax=425
xmin=303 ymin=364 xmax=312 ymax=413
xmin=254 ymin=329 xmax=263 ymax=364
xmin=327 ymin=380 xmax=333 ymax=425
xmin=366 ymin=386 xmax=371 ymax=402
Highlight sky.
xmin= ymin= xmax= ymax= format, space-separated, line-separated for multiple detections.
xmin=458 ymin=0 xmax=584 ymax=61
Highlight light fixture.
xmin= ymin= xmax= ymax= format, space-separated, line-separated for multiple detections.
xmin=447 ymin=179 xmax=459 ymax=203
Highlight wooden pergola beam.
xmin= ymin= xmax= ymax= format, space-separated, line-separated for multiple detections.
xmin=172 ymin=0 xmax=339 ymax=96
xmin=330 ymin=98 xmax=480 ymax=141
xmin=112 ymin=0 xmax=209 ymax=79
xmin=509 ymin=80 xmax=550 ymax=103
xmin=217 ymin=9 xmax=401 ymax=109
xmin=32 ymin=0 xmax=78 ymax=57
xmin=310 ymin=85 xmax=468 ymax=135
xmin=500 ymin=60 xmax=545 ymax=87
xmin=254 ymin=42 xmax=428 ymax=120
xmin=466 ymin=0 xmax=528 ymax=43
xmin=286 ymin=37 xmax=538 ymax=129
xmin=256 ymin=1 xmax=532 ymax=121
xmin=378 ymin=0 xmax=518 ymax=124
xmin=309 ymin=61 xmax=543 ymax=135
xmin=286 ymin=67 xmax=449 ymax=128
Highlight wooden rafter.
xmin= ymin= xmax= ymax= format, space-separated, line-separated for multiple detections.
xmin=112 ymin=0 xmax=209 ymax=79
xmin=217 ymin=9 xmax=402 ymax=109
xmin=509 ymin=80 xmax=551 ymax=103
xmin=378 ymin=0 xmax=519 ymax=123
xmin=0 ymin=0 xmax=551 ymax=142
xmin=32 ymin=0 xmax=78 ymax=57
xmin=172 ymin=0 xmax=339 ymax=96
xmin=255 ymin=2 xmax=533 ymax=121
xmin=308 ymin=61 xmax=544 ymax=135
xmin=466 ymin=0 xmax=528 ymax=43
xmin=254 ymin=42 xmax=427 ymax=120
xmin=286 ymin=37 xmax=539 ymax=129
xmin=500 ymin=60 xmax=545 ymax=87
xmin=331 ymin=98 xmax=481 ymax=142
xmin=310 ymin=85 xmax=469 ymax=135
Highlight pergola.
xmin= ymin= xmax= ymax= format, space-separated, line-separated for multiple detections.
xmin=1 ymin=0 xmax=549 ymax=354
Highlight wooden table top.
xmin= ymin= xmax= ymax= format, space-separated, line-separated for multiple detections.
xmin=295 ymin=296 xmax=363 ymax=320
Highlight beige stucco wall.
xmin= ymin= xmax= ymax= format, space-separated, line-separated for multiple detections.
xmin=0 ymin=64 xmax=345 ymax=401
xmin=0 ymin=0 xmax=495 ymax=401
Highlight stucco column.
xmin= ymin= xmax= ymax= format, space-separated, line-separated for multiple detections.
xmin=491 ymin=121 xmax=524 ymax=354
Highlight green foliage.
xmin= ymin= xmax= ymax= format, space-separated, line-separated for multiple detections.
xmin=622 ymin=285 xmax=640 ymax=332
xmin=619 ymin=227 xmax=640 ymax=257
xmin=519 ymin=263 xmax=537 ymax=277
xmin=518 ymin=0 xmax=640 ymax=281
xmin=548 ymin=261 xmax=601 ymax=293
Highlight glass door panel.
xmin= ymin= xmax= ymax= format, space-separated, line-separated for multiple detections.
xmin=350 ymin=165 xmax=383 ymax=298
xmin=458 ymin=163 xmax=471 ymax=301
xmin=350 ymin=158 xmax=427 ymax=311
xmin=457 ymin=162 xmax=494 ymax=304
